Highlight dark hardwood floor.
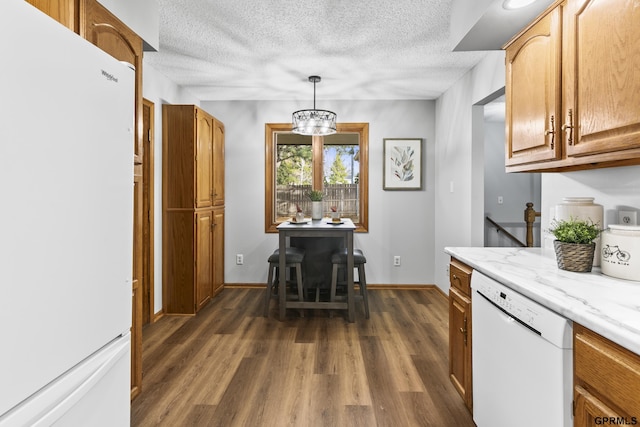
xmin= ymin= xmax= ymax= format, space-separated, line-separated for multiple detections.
xmin=130 ymin=288 xmax=475 ymax=427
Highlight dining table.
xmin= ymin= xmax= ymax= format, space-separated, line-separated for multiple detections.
xmin=276 ymin=218 xmax=356 ymax=322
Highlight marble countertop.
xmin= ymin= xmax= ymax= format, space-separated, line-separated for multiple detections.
xmin=445 ymin=247 xmax=640 ymax=355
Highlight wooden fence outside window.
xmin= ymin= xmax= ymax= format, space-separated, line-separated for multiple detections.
xmin=276 ymin=184 xmax=359 ymax=218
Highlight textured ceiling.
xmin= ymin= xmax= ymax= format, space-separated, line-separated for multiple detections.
xmin=143 ymin=0 xmax=534 ymax=102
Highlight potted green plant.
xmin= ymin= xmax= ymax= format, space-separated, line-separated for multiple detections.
xmin=549 ymin=217 xmax=601 ymax=272
xmin=308 ymin=190 xmax=324 ymax=220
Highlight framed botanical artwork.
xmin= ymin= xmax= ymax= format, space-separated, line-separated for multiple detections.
xmin=383 ymin=138 xmax=422 ymax=190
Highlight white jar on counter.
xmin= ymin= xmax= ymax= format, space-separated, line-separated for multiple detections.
xmin=554 ymin=197 xmax=604 ymax=266
xmin=601 ymin=225 xmax=640 ymax=281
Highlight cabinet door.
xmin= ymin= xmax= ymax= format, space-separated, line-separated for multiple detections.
xmin=574 ymin=386 xmax=623 ymax=427
xmin=563 ymin=0 xmax=640 ymax=157
xmin=195 ymin=111 xmax=214 ymax=208
xmin=449 ymin=287 xmax=472 ymax=410
xmin=212 ymin=208 xmax=225 ymax=296
xmin=195 ymin=210 xmax=213 ymax=311
xmin=505 ymin=6 xmax=562 ymax=166
xmin=212 ymin=119 xmax=225 ymax=206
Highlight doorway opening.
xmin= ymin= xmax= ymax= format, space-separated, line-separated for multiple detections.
xmin=473 ymin=89 xmax=541 ymax=248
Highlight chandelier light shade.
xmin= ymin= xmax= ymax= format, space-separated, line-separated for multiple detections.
xmin=292 ymin=76 xmax=337 ymax=136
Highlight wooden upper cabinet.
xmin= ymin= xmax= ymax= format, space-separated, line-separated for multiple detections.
xmin=79 ymin=0 xmax=143 ymax=165
xmin=505 ymin=0 xmax=640 ymax=172
xmin=505 ymin=5 xmax=562 ymax=167
xmin=24 ymin=0 xmax=77 ymax=31
xmin=212 ymin=119 xmax=225 ymax=206
xmin=163 ymin=105 xmax=218 ymax=209
xmin=562 ymin=0 xmax=640 ymax=158
xmin=196 ymin=111 xmax=214 ymax=208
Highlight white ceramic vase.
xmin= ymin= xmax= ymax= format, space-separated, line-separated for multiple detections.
xmin=311 ymin=201 xmax=323 ymax=220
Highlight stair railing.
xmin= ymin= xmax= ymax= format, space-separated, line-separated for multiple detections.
xmin=485 ymin=202 xmax=541 ymax=247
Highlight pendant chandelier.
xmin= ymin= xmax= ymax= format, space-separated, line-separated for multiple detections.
xmin=292 ymin=75 xmax=337 ymax=136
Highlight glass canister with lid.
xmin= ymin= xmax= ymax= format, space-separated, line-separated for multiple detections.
xmin=601 ymin=224 xmax=640 ymax=281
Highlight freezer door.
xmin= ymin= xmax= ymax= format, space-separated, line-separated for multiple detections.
xmin=0 ymin=0 xmax=134 ymax=417
xmin=0 ymin=335 xmax=131 ymax=427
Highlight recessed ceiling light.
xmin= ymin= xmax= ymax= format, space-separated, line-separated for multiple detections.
xmin=503 ymin=0 xmax=537 ymax=9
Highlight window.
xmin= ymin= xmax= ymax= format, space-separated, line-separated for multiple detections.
xmin=265 ymin=123 xmax=369 ymax=233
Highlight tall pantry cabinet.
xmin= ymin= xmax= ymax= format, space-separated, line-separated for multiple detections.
xmin=163 ymin=105 xmax=225 ymax=315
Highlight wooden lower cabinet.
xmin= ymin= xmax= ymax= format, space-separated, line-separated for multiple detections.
xmin=574 ymin=323 xmax=640 ymax=426
xmin=212 ymin=207 xmax=225 ymax=297
xmin=164 ymin=209 xmax=217 ymax=315
xmin=448 ymin=258 xmax=473 ymax=412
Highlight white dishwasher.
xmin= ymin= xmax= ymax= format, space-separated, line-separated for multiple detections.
xmin=471 ymin=271 xmax=573 ymax=427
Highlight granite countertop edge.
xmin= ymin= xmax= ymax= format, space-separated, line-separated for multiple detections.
xmin=445 ymin=246 xmax=640 ymax=355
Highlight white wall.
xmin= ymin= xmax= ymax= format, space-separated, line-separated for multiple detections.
xmin=540 ymin=166 xmax=640 ymax=248
xmin=434 ymin=51 xmax=506 ymax=293
xmin=201 ymin=99 xmax=436 ymax=287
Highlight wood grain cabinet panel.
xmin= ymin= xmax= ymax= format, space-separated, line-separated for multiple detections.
xmin=504 ymin=0 xmax=640 ymax=172
xmin=505 ymin=5 xmax=562 ymax=167
xmin=163 ymin=105 xmax=225 ymax=315
xmin=195 ymin=210 xmax=214 ymax=311
xmin=563 ymin=0 xmax=640 ymax=158
xmin=213 ymin=119 xmax=225 ymax=207
xmin=212 ymin=207 xmax=225 ymax=297
xmin=448 ymin=258 xmax=473 ymax=413
xmin=573 ymin=323 xmax=640 ymax=427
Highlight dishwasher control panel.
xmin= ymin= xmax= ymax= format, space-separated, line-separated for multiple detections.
xmin=473 ymin=277 xmax=541 ymax=330
xmin=471 ymin=270 xmax=573 ymax=348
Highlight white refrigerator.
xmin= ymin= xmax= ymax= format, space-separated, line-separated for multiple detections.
xmin=0 ymin=1 xmax=134 ymax=425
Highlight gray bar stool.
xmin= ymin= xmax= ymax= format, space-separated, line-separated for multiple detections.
xmin=264 ymin=247 xmax=306 ymax=317
xmin=330 ymin=248 xmax=370 ymax=318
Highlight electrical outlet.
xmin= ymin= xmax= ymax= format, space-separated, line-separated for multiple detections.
xmin=498 ymin=196 xmax=504 ymax=205
xmin=236 ymin=254 xmax=244 ymax=265
xmin=393 ymin=256 xmax=401 ymax=267
xmin=619 ymin=210 xmax=637 ymax=225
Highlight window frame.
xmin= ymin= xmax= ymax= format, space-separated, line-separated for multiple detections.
xmin=265 ymin=122 xmax=369 ymax=233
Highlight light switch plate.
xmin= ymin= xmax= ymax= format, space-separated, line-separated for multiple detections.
xmin=618 ymin=210 xmax=637 ymax=225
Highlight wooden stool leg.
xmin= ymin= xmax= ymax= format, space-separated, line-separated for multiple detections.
xmin=358 ymin=264 xmax=370 ymax=319
xmin=264 ymin=264 xmax=275 ymax=317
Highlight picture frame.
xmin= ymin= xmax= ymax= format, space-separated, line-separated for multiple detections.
xmin=383 ymin=138 xmax=422 ymax=190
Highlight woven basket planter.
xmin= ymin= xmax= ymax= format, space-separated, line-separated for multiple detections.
xmin=553 ymin=240 xmax=596 ymax=272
